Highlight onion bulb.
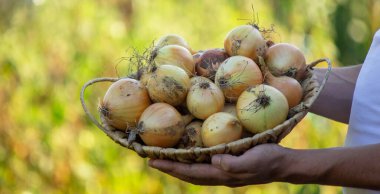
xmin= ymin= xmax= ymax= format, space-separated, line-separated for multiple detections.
xmin=259 ymin=57 xmax=303 ymax=108
xmin=155 ymin=34 xmax=193 ymax=53
xmin=265 ymin=43 xmax=306 ymax=81
xmin=187 ymin=81 xmax=224 ymax=120
xmin=215 ymin=56 xmax=263 ymax=102
xmin=137 ymin=103 xmax=185 ymax=148
xmin=177 ymin=121 xmax=203 ymax=148
xmin=144 ymin=65 xmax=190 ymax=106
xmin=190 ymin=76 xmax=212 ymax=86
xmin=224 ymin=25 xmax=267 ymax=61
xmin=100 ymin=78 xmax=151 ymax=130
xmin=195 ymin=48 xmax=229 ymax=80
xmin=236 ymin=84 xmax=289 ymax=134
xmin=151 ymin=45 xmax=195 ymax=76
xmin=201 ymin=112 xmax=242 ymax=147
xmin=192 ymin=50 xmax=204 ymax=65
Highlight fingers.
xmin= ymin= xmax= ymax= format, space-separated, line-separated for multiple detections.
xmin=149 ymin=159 xmax=230 ymax=185
xmin=212 ymin=154 xmax=250 ymax=173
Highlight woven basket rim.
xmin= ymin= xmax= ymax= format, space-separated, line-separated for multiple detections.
xmin=80 ymin=58 xmax=332 ymax=162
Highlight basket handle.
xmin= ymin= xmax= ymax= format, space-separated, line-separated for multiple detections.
xmin=306 ymin=58 xmax=332 ymax=101
xmin=80 ymin=77 xmax=119 ymax=134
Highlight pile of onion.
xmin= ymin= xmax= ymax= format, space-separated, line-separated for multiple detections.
xmin=96 ymin=22 xmax=312 ymax=151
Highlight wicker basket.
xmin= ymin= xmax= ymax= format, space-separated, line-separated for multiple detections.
xmin=80 ymin=58 xmax=332 ymax=163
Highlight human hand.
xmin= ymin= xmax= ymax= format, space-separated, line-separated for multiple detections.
xmin=148 ymin=144 xmax=289 ymax=187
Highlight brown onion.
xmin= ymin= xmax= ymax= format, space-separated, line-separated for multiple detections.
xmin=187 ymin=81 xmax=225 ymax=120
xmin=195 ymin=48 xmax=229 ymax=80
xmin=137 ymin=103 xmax=185 ymax=148
xmin=177 ymin=121 xmax=203 ymax=148
xmin=151 ymin=45 xmax=195 ymax=76
xmin=201 ymin=112 xmax=242 ymax=147
xmin=224 ymin=25 xmax=267 ymax=61
xmin=215 ymin=56 xmax=263 ymax=102
xmin=100 ymin=78 xmax=151 ymax=130
xmin=236 ymin=84 xmax=289 ymax=134
xmin=265 ymin=43 xmax=306 ymax=81
xmin=259 ymin=57 xmax=303 ymax=108
xmin=144 ymin=65 xmax=190 ymax=106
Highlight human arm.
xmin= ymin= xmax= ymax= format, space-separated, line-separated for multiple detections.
xmin=309 ymin=64 xmax=362 ymax=124
xmin=149 ymin=143 xmax=380 ymax=190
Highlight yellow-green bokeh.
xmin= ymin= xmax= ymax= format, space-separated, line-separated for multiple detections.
xmin=1 ymin=0 xmax=379 ymax=193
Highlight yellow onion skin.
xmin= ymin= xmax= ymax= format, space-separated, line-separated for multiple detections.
xmin=100 ymin=78 xmax=151 ymax=130
xmin=215 ymin=56 xmax=263 ymax=102
xmin=265 ymin=43 xmax=306 ymax=81
xmin=177 ymin=121 xmax=203 ymax=148
xmin=145 ymin=65 xmax=191 ymax=106
xmin=187 ymin=81 xmax=225 ymax=120
xmin=224 ymin=25 xmax=267 ymax=61
xmin=155 ymin=34 xmax=193 ymax=53
xmin=266 ymin=75 xmax=303 ymax=108
xmin=236 ymin=84 xmax=289 ymax=134
xmin=153 ymin=45 xmax=195 ymax=76
xmin=195 ymin=48 xmax=229 ymax=80
xmin=190 ymin=76 xmax=212 ymax=86
xmin=138 ymin=103 xmax=185 ymax=148
xmin=201 ymin=112 xmax=243 ymax=147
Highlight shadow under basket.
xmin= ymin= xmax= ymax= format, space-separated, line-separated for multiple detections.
xmin=80 ymin=58 xmax=332 ymax=163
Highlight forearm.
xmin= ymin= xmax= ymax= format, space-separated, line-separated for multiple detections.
xmin=277 ymin=144 xmax=380 ymax=190
xmin=309 ymin=65 xmax=361 ymax=124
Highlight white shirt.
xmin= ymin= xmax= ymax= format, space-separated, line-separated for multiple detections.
xmin=344 ymin=30 xmax=380 ymax=194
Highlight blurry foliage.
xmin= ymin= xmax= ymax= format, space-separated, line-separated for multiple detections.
xmin=0 ymin=0 xmax=379 ymax=193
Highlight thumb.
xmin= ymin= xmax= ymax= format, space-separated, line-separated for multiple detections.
xmin=211 ymin=154 xmax=244 ymax=173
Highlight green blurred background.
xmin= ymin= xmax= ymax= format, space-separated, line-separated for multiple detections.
xmin=1 ymin=0 xmax=379 ymax=193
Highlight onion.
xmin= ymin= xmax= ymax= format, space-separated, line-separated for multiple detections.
xmin=177 ymin=121 xmax=203 ymax=148
xmin=155 ymin=34 xmax=193 ymax=53
xmin=224 ymin=25 xmax=267 ymax=61
xmin=215 ymin=56 xmax=263 ymax=102
xmin=100 ymin=78 xmax=151 ymax=130
xmin=192 ymin=50 xmax=204 ymax=65
xmin=195 ymin=48 xmax=229 ymax=80
xmin=201 ymin=112 xmax=242 ymax=147
xmin=187 ymin=81 xmax=224 ymax=120
xmin=137 ymin=103 xmax=185 ymax=148
xmin=151 ymin=45 xmax=195 ymax=76
xmin=144 ymin=65 xmax=191 ymax=106
xmin=259 ymin=57 xmax=303 ymax=108
xmin=236 ymin=84 xmax=289 ymax=134
xmin=265 ymin=43 xmax=306 ymax=81
xmin=190 ymin=76 xmax=212 ymax=86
